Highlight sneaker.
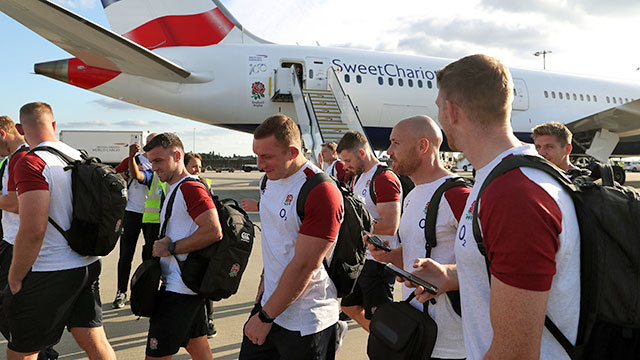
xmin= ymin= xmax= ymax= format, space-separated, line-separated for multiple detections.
xmin=335 ymin=320 xmax=348 ymax=353
xmin=207 ymin=319 xmax=217 ymax=338
xmin=339 ymin=311 xmax=354 ymax=323
xmin=112 ymin=291 xmax=126 ymax=309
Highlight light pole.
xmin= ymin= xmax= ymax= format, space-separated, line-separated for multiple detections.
xmin=533 ymin=50 xmax=552 ymax=70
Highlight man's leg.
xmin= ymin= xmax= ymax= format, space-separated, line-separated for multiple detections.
xmin=70 ymin=327 xmax=115 ymax=360
xmin=271 ymin=323 xmax=336 ymax=360
xmin=340 ymin=267 xmax=369 ymax=332
xmin=340 ymin=305 xmax=368 ymax=332
xmin=185 ymin=336 xmax=213 ymax=360
xmin=7 ymin=349 xmax=38 ymax=360
xmin=115 ymin=211 xmax=143 ymax=306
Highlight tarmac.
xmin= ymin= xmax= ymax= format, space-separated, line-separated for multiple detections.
xmin=1 ymin=170 xmax=639 ymax=359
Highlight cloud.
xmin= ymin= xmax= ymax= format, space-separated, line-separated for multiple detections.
xmin=52 ymin=0 xmax=95 ymax=9
xmin=480 ymin=0 xmax=640 ymax=20
xmin=89 ymin=98 xmax=143 ymax=110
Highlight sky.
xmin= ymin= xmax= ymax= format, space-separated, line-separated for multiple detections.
xmin=2 ymin=0 xmax=640 ymax=156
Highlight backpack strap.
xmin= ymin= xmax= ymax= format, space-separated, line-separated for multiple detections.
xmin=259 ymin=175 xmax=268 ymax=192
xmin=368 ymin=165 xmax=387 ymax=205
xmin=296 ymin=172 xmax=332 ymax=221
xmin=470 ymin=154 xmax=577 ymax=356
xmin=160 ymin=177 xmax=208 ymax=238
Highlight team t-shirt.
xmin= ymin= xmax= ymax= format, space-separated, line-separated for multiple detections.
xmin=259 ymin=162 xmax=343 ymax=336
xmin=2 ymin=143 xmax=28 ymax=244
xmin=399 ymin=175 xmax=469 ymax=359
xmin=115 ymin=154 xmax=152 ymax=213
xmin=159 ymin=175 xmax=216 ymax=295
xmin=15 ymin=141 xmax=100 ymax=271
xmin=352 ymin=163 xmax=402 ymax=259
xmin=326 ymin=159 xmax=346 ymax=181
xmin=455 ymin=144 xmax=580 ymax=359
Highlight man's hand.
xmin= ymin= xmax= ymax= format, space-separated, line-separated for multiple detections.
xmin=8 ymin=275 xmax=21 ymax=295
xmin=401 ymin=258 xmax=457 ymax=303
xmin=129 ymin=144 xmax=141 ymax=158
xmin=153 ymin=237 xmax=171 ymax=257
xmin=241 ymin=198 xmax=259 ymax=211
xmin=244 ymin=313 xmax=272 ymax=345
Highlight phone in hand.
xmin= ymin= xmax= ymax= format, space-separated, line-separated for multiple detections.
xmin=385 ymin=263 xmax=438 ymax=295
xmin=366 ymin=234 xmax=392 ymax=252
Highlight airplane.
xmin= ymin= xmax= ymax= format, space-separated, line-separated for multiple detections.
xmin=2 ymin=0 xmax=640 ymax=184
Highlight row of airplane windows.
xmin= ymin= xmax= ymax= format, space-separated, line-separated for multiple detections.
xmin=544 ymin=90 xmax=634 ymax=105
xmin=343 ymin=74 xmax=435 ymax=89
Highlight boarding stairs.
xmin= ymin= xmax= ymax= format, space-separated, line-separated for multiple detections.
xmin=272 ymin=66 xmax=372 ymax=163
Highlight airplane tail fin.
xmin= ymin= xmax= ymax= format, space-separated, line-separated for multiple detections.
xmin=101 ymin=0 xmax=269 ymax=49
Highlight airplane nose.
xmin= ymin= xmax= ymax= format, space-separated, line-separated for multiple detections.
xmin=34 ymin=59 xmax=69 ymax=83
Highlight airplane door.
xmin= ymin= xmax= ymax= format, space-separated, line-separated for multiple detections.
xmin=513 ymin=78 xmax=529 ymax=111
xmin=305 ymin=57 xmax=329 ymax=90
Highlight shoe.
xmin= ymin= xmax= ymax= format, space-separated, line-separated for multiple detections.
xmin=339 ymin=311 xmax=354 ymax=323
xmin=207 ymin=319 xmax=217 ymax=338
xmin=335 ymin=320 xmax=348 ymax=353
xmin=112 ymin=291 xmax=126 ymax=309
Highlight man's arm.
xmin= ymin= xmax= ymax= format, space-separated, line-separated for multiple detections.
xmin=373 ymin=200 xmax=401 ymax=235
xmin=8 ymin=190 xmax=49 ymax=293
xmin=244 ymin=233 xmax=334 ymax=344
xmin=484 ymin=277 xmax=549 ymax=360
xmin=367 ymin=238 xmax=403 ymax=266
xmin=128 ymin=145 xmax=145 ymax=183
xmin=153 ymin=207 xmax=222 ymax=257
xmin=0 ymin=191 xmax=18 ymax=213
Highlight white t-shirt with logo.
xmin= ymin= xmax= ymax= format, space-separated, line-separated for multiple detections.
xmin=2 ymin=143 xmax=28 ymax=245
xmin=455 ymin=145 xmax=580 ymax=359
xmin=259 ymin=162 xmax=343 ymax=336
xmin=399 ymin=175 xmax=468 ymax=359
xmin=125 ymin=154 xmax=152 ymax=213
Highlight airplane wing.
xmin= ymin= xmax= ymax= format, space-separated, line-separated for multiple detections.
xmin=566 ymin=99 xmax=640 ymax=142
xmin=0 ymin=0 xmax=192 ymax=82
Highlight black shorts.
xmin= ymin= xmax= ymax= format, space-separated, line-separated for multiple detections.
xmin=239 ymin=304 xmax=336 ymax=360
xmin=340 ymin=259 xmax=395 ymax=319
xmin=146 ymin=290 xmax=208 ymax=357
xmin=3 ymin=260 xmax=103 ymax=353
xmin=0 ymin=240 xmax=13 ymax=339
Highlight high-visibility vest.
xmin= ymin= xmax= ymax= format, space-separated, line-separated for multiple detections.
xmin=142 ymin=172 xmax=166 ymax=224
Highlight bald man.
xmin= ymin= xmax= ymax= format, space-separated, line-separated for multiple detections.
xmin=369 ymin=116 xmax=469 ymax=359
xmin=6 ymin=102 xmax=115 ymax=360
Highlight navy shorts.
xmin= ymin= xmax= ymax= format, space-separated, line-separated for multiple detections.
xmin=340 ymin=259 xmax=395 ymax=319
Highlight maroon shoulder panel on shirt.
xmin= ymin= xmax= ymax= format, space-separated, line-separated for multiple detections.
xmin=444 ymin=185 xmax=471 ymax=222
xmin=479 ymin=169 xmax=562 ymax=291
xmin=114 ymin=157 xmax=130 ymax=173
xmin=15 ymin=153 xmax=48 ymax=195
xmin=180 ymin=181 xmax=215 ymax=221
xmin=7 ymin=149 xmax=29 ymax=191
xmin=299 ymin=181 xmax=343 ymax=242
xmin=373 ymin=168 xmax=401 ymax=203
xmin=335 ymin=161 xmax=346 ymax=180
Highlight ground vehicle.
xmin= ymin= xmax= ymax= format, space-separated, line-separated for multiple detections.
xmin=242 ymin=164 xmax=259 ymax=172
xmin=623 ymin=161 xmax=640 ymax=172
xmin=456 ymin=159 xmax=473 ymax=172
xmin=59 ymin=130 xmax=144 ymax=166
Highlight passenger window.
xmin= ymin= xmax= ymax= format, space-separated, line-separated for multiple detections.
xmin=309 ymin=69 xmax=313 ymax=79
xmin=427 ymin=80 xmax=433 ymax=89
xmin=586 ymin=95 xmax=590 ymax=102
xmin=551 ymin=91 xmax=556 ymax=99
xmin=344 ymin=74 xmax=350 ymax=83
xmin=593 ymin=95 xmax=597 ymax=102
xmin=566 ymin=92 xmax=570 ymax=100
xmin=580 ymin=94 xmax=584 ymax=101
xmin=418 ymin=80 xmax=423 ymax=88
xmin=559 ymin=92 xmax=563 ymax=99
xmin=606 ymin=96 xmax=610 ymax=103
xmin=356 ymin=75 xmax=362 ymax=84
xmin=625 ymin=98 xmax=629 ymax=103
xmin=573 ymin=93 xmax=577 ymax=101
xmin=544 ymin=90 xmax=549 ymax=98
xmin=398 ymin=78 xmax=404 ymax=87
xmin=613 ymin=97 xmax=617 ymax=104
xmin=408 ymin=79 xmax=413 ymax=87
xmin=378 ymin=76 xmax=383 ymax=85
xmin=388 ymin=78 xmax=394 ymax=86
xmin=619 ymin=97 xmax=623 ymax=104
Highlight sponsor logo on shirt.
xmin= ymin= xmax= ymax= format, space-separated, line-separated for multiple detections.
xmin=424 ymin=201 xmax=429 ymax=214
xmin=283 ymin=194 xmax=293 ymax=206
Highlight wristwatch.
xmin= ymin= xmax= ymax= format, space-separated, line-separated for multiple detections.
xmin=258 ymin=308 xmax=274 ymax=323
xmin=168 ymin=241 xmax=177 ymax=255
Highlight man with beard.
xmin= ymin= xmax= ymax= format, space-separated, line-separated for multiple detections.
xmin=369 ymin=115 xmax=468 ymax=359
xmin=336 ymin=131 xmax=401 ymax=332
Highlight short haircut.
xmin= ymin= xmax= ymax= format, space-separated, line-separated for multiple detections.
xmin=143 ymin=132 xmax=184 ymax=153
xmin=337 ymin=131 xmax=368 ymax=154
xmin=19 ymin=102 xmax=53 ymax=120
xmin=253 ymin=114 xmax=301 ymax=149
xmin=532 ymin=122 xmax=573 ymax=146
xmin=322 ymin=142 xmax=337 ymax=152
xmin=436 ymin=54 xmax=513 ymax=127
xmin=184 ymin=152 xmax=202 ymax=166
xmin=0 ymin=115 xmax=18 ymax=134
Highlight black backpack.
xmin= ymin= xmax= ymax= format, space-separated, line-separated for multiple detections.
xmin=424 ymin=177 xmax=473 ymax=317
xmin=129 ymin=257 xmax=162 ymax=317
xmin=369 ymin=164 xmax=415 ymax=205
xmin=472 ymin=155 xmax=640 ymax=359
xmin=368 ymin=292 xmax=438 ymax=359
xmin=260 ymin=172 xmax=374 ymax=298
xmin=163 ymin=177 xmax=255 ymax=301
xmin=31 ymin=146 xmax=127 ymax=256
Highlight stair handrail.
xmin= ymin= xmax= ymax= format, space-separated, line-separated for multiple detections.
xmin=290 ymin=66 xmax=323 ymax=163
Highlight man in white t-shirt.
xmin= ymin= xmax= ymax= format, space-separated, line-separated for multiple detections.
xmin=337 ymin=131 xmax=402 ymax=332
xmin=240 ymin=114 xmax=343 ymax=360
xmin=370 ymin=116 xmax=468 ymax=359
xmin=407 ymin=55 xmax=580 ymax=359
xmin=318 ymin=142 xmax=346 ymax=181
xmin=112 ymin=134 xmax=155 ymax=308
xmin=7 ymin=102 xmax=115 ymax=360
xmin=143 ymin=132 xmax=223 ymax=359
